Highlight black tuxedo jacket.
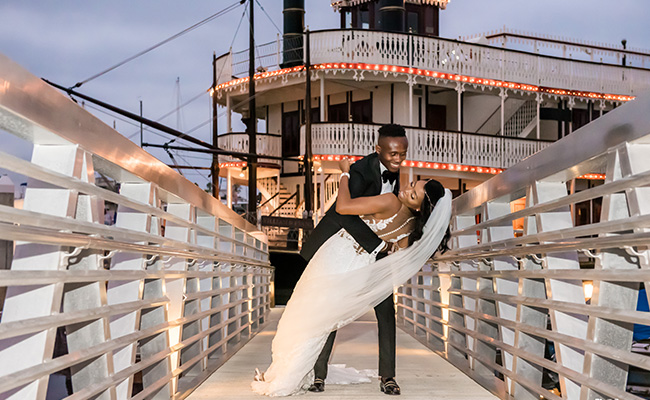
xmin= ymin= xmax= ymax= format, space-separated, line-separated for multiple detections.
xmin=300 ymin=152 xmax=401 ymax=262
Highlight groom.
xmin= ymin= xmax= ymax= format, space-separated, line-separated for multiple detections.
xmin=300 ymin=123 xmax=408 ymax=395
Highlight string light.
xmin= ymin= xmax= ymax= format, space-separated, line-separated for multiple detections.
xmin=313 ymin=155 xmax=504 ymax=175
xmin=578 ymin=173 xmax=606 ymax=180
xmin=219 ymin=161 xmax=247 ymax=168
xmin=221 ymin=158 xmax=605 ymax=180
xmin=214 ymin=62 xmax=635 ymax=102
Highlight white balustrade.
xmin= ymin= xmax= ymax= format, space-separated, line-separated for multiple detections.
xmin=461 ymin=134 xmax=503 ymax=168
xmin=464 ymin=27 xmax=650 ymax=69
xmin=308 ymin=30 xmax=650 ymax=96
xmin=220 ymin=30 xmax=648 ymax=96
xmin=397 ymin=93 xmax=650 ymax=400
xmin=303 ymin=123 xmax=550 ymax=169
xmin=217 ymin=133 xmax=281 ymax=165
xmin=0 ymin=54 xmax=272 ymax=400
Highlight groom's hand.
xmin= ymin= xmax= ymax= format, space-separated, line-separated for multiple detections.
xmin=338 ymin=158 xmax=351 ymax=173
xmin=376 ymin=241 xmax=396 ymax=260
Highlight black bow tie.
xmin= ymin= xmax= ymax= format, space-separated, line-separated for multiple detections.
xmin=382 ymin=170 xmax=398 ymax=184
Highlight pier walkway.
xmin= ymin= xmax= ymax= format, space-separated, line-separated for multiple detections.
xmin=188 ymin=309 xmax=498 ymax=400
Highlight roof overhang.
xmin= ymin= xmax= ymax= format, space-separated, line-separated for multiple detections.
xmin=331 ymin=0 xmax=450 ymax=10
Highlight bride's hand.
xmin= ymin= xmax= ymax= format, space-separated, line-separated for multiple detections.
xmin=338 ymin=157 xmax=350 ymax=173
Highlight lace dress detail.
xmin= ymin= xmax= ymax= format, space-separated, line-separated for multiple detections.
xmin=337 ymin=205 xmax=415 ymax=254
xmin=362 ymin=205 xmax=415 ymax=244
xmin=251 ymin=193 xmax=452 ymax=396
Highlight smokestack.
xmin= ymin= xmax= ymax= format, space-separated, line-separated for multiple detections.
xmin=282 ymin=0 xmax=304 ymax=67
xmin=378 ymin=0 xmax=405 ymax=33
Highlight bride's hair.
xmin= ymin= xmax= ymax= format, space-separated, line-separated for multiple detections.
xmin=408 ymin=179 xmax=451 ymax=254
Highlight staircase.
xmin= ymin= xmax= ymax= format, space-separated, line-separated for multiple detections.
xmin=475 ymin=98 xmax=537 ymax=138
xmin=503 ymin=100 xmax=537 ymax=138
xmin=259 ymin=182 xmax=304 ymax=250
xmin=258 ymin=174 xmax=342 ymax=251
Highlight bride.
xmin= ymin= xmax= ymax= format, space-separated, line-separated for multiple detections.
xmin=252 ymin=159 xmax=452 ymax=396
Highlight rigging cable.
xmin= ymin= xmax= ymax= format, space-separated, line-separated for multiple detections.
xmin=84 ymin=102 xmax=171 ymax=140
xmin=174 ymin=90 xmax=265 ymax=141
xmin=255 ymin=0 xmax=281 ymax=34
xmin=71 ymin=0 xmax=244 ymax=89
xmin=244 ymin=5 xmax=264 ymax=71
xmin=164 ymin=148 xmax=185 ymax=177
xmin=215 ymin=0 xmax=249 ymax=84
xmin=172 ymin=151 xmax=211 ymax=182
xmin=126 ymin=90 xmax=207 ymax=139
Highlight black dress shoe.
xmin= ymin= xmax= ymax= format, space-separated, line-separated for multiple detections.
xmin=308 ymin=378 xmax=325 ymax=392
xmin=380 ymin=377 xmax=401 ymax=395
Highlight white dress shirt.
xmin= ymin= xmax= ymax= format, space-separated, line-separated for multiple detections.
xmin=379 ymin=162 xmax=397 ymax=195
xmin=369 ymin=162 xmax=397 ymax=257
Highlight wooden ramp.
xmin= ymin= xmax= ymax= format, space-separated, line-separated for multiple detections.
xmin=187 ymin=308 xmax=498 ymax=400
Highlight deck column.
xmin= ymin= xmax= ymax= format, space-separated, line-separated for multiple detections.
xmin=319 ymin=167 xmax=325 ymax=218
xmin=226 ymin=168 xmax=233 ymax=209
xmin=500 ymin=88 xmax=507 ymax=135
xmin=456 ymin=82 xmax=465 ymax=131
xmin=226 ymin=94 xmax=232 ymax=133
xmin=320 ymin=74 xmax=326 ymax=122
xmin=568 ymin=97 xmax=575 ymax=134
xmin=408 ymin=77 xmax=414 ymax=126
xmin=536 ymin=93 xmax=542 ymax=139
xmin=599 ymin=100 xmax=605 ymax=117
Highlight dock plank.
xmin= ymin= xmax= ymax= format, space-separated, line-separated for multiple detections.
xmin=187 ymin=308 xmax=498 ymax=399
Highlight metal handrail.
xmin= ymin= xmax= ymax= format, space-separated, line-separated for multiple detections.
xmin=258 ymin=191 xmax=280 ymax=209
xmin=0 ymin=53 xmax=273 ymax=400
xmin=396 ymin=93 xmax=650 ymax=400
xmin=268 ymin=191 xmax=298 ymax=217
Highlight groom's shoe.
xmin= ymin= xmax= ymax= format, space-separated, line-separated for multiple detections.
xmin=380 ymin=377 xmax=401 ymax=395
xmin=308 ymin=378 xmax=325 ymax=392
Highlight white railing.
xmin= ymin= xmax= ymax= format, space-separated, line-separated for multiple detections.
xmin=217 ymin=29 xmax=650 ymax=96
xmin=308 ymin=30 xmax=650 ymax=96
xmin=462 ymin=27 xmax=650 ymax=68
xmin=217 ymin=132 xmax=281 ymax=166
xmin=230 ymin=39 xmax=282 ymax=77
xmin=0 ymin=54 xmax=272 ymax=400
xmin=397 ymin=93 xmax=650 ymax=400
xmin=321 ymin=174 xmax=340 ymax=214
xmin=216 ymin=36 xmax=303 ymax=83
xmin=302 ymin=123 xmax=551 ymax=169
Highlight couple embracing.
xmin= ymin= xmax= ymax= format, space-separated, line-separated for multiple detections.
xmin=252 ymin=124 xmax=452 ymax=396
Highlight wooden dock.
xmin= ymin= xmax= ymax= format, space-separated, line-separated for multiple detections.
xmin=187 ymin=308 xmax=497 ymax=399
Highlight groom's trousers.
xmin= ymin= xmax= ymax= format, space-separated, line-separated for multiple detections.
xmin=313 ymin=293 xmax=396 ymax=379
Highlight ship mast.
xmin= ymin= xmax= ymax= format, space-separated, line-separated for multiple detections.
xmin=247 ymin=0 xmax=258 ymax=225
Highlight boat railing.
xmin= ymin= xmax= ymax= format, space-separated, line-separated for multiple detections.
xmin=217 ymin=131 xmax=282 ymax=166
xmin=216 ymin=29 xmax=650 ymax=96
xmin=301 ymin=122 xmax=552 ymax=169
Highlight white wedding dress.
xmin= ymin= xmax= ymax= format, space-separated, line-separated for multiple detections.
xmin=251 ymin=190 xmax=452 ymax=396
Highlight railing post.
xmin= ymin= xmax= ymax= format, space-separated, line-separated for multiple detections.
xmin=530 ymin=180 xmax=585 ymax=399
xmin=447 ymin=215 xmax=477 ymax=369
xmin=0 ymin=145 xmax=115 ymax=400
xmin=580 ymin=142 xmax=650 ymax=399
xmin=108 ymin=182 xmax=163 ymax=400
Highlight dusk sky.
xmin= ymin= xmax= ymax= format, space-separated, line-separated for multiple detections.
xmin=1 ymin=0 xmax=649 ymax=191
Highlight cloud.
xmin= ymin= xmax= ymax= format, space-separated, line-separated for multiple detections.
xmin=1 ymin=0 xmax=649 ymax=192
